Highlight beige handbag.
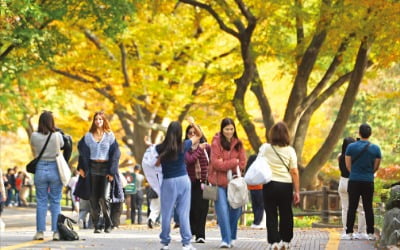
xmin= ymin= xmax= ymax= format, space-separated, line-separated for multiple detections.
xmin=56 ymin=133 xmax=71 ymax=186
xmin=202 ymin=148 xmax=218 ymax=201
xmin=203 ymin=184 xmax=218 ymax=201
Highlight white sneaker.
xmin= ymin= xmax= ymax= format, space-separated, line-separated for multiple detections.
xmin=270 ymin=242 xmax=281 ymax=250
xmin=230 ymin=240 xmax=236 ymax=247
xmin=250 ymin=224 xmax=263 ymax=229
xmin=0 ymin=218 xmax=5 ymax=232
xmin=281 ymin=241 xmax=290 ymax=249
xmin=195 ymin=238 xmax=205 ymax=243
xmin=53 ymin=232 xmax=60 ymax=241
xmin=367 ymin=233 xmax=376 ymax=241
xmin=33 ymin=232 xmax=44 ymax=240
xmin=182 ymin=244 xmax=196 ymax=250
xmin=341 ymin=233 xmax=353 ymax=240
xmin=219 ymin=242 xmax=231 ymax=248
xmin=160 ymin=244 xmax=169 ymax=250
xmin=354 ymin=233 xmax=369 ymax=240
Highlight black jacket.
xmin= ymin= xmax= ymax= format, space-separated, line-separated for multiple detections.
xmin=73 ymin=135 xmax=122 ymax=201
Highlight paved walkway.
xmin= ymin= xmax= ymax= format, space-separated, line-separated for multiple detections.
xmin=0 ymin=207 xmax=377 ymax=249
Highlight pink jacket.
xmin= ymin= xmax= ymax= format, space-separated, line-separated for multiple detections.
xmin=208 ymin=133 xmax=247 ymax=187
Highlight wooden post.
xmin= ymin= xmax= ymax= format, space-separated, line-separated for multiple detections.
xmin=322 ymin=186 xmax=329 ymax=224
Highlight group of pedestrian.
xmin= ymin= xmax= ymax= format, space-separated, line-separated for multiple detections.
xmin=1 ymin=166 xmax=32 ymax=208
xmin=145 ymin=118 xmax=299 ymax=250
xmin=21 ymin=109 xmax=381 ymax=250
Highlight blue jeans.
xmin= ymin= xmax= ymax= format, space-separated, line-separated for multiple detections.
xmin=215 ymin=187 xmax=242 ymax=244
xmin=160 ymin=175 xmax=192 ymax=245
xmin=34 ymin=161 xmax=63 ymax=232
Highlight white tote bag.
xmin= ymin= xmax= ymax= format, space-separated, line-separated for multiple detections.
xmin=56 ymin=133 xmax=71 ymax=186
xmin=244 ymin=144 xmax=272 ymax=185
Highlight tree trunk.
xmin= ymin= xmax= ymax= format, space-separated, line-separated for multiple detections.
xmin=284 ymin=30 xmax=328 ymax=138
xmin=132 ymin=120 xmax=150 ymax=164
xmin=300 ymin=39 xmax=371 ymax=189
xmin=250 ymin=67 xmax=275 ymax=142
xmin=285 ymin=1 xmax=334 ymax=136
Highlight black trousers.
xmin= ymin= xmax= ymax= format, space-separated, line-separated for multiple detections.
xmin=250 ymin=189 xmax=264 ymax=225
xmin=263 ymin=181 xmax=294 ymax=244
xmin=90 ymin=174 xmax=112 ymax=230
xmin=346 ymin=180 xmax=374 ymax=234
xmin=130 ymin=190 xmax=144 ymax=224
xmin=190 ymin=180 xmax=209 ymax=240
xmin=110 ymin=202 xmax=123 ymax=227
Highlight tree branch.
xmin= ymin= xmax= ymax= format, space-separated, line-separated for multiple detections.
xmin=300 ymin=38 xmax=371 ymax=188
xmin=179 ymin=0 xmax=239 ymax=38
xmin=0 ymin=44 xmax=16 ymax=61
xmin=84 ymin=28 xmax=116 ymax=61
xmin=295 ymin=0 xmax=304 ymax=62
xmin=119 ymin=43 xmax=130 ymax=87
xmin=284 ymin=0 xmax=334 ymax=134
xmin=178 ymin=73 xmax=207 ymax=122
xmin=301 ymin=35 xmax=352 ymax=111
xmin=51 ymin=68 xmax=119 ymax=104
xmin=234 ymin=0 xmax=256 ymax=23
xmin=50 ymin=68 xmax=95 ymax=83
xmin=250 ymin=67 xmax=275 ymax=140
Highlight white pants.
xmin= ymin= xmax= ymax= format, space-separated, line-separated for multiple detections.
xmin=338 ymin=177 xmax=366 ymax=233
xmin=148 ymin=197 xmax=161 ymax=222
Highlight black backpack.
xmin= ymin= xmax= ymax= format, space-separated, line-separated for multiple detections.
xmin=57 ymin=214 xmax=79 ymax=241
xmin=56 ymin=128 xmax=73 ymax=163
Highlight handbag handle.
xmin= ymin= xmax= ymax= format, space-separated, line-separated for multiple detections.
xmin=36 ymin=132 xmax=53 ymax=161
xmin=227 ymin=165 xmax=242 ymax=181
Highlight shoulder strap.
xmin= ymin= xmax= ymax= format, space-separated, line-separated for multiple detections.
xmin=271 ymin=145 xmax=290 ymax=172
xmin=351 ymin=142 xmax=370 ymax=164
xmin=37 ymin=132 xmax=53 ymax=160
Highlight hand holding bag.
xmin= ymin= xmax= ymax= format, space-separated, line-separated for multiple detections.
xmin=244 ymin=144 xmax=272 ymax=185
xmin=26 ymin=133 xmax=52 ymax=174
xmin=201 ymin=148 xmax=218 ymax=201
xmin=56 ymin=134 xmax=71 ymax=186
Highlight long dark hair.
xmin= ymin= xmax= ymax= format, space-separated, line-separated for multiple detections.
xmin=89 ymin=111 xmax=111 ymax=133
xmin=38 ymin=111 xmax=56 ymax=134
xmin=269 ymin=122 xmax=290 ymax=147
xmin=341 ymin=137 xmax=356 ymax=155
xmin=157 ymin=121 xmax=183 ymax=162
xmin=184 ymin=125 xmax=207 ymax=143
xmin=220 ymin=118 xmax=242 ymax=151
xmin=338 ymin=137 xmax=355 ymax=176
